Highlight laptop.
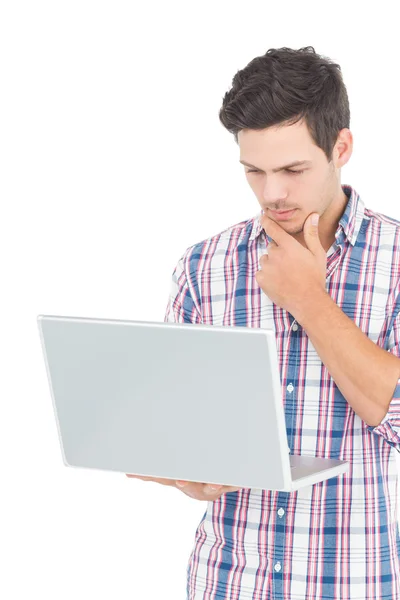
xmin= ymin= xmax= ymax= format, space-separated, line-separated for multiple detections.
xmin=37 ymin=314 xmax=349 ymax=492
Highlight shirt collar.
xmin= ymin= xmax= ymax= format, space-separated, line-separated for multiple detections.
xmin=248 ymin=184 xmax=365 ymax=248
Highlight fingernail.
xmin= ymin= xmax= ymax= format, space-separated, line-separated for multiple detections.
xmin=312 ymin=213 xmax=319 ymax=225
xmin=176 ymin=481 xmax=187 ymax=488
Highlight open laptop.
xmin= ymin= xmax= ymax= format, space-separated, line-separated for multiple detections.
xmin=37 ymin=315 xmax=349 ymax=492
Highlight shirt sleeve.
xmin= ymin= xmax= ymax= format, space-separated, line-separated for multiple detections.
xmin=366 ymin=292 xmax=400 ymax=452
xmin=164 ymin=250 xmax=202 ymax=324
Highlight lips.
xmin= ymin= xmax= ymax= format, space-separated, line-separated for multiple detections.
xmin=269 ymin=208 xmax=297 ymax=221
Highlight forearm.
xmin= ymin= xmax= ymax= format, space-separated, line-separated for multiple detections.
xmin=294 ymin=290 xmax=400 ymax=427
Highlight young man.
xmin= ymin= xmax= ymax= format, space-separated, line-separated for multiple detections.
xmin=127 ymin=46 xmax=400 ymax=599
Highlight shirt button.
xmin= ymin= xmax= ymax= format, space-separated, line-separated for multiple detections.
xmin=292 ymin=323 xmax=299 ymax=331
xmin=278 ymin=508 xmax=285 ymax=518
xmin=287 ymin=383 xmax=294 ymax=393
xmin=274 ymin=562 xmax=282 ymax=572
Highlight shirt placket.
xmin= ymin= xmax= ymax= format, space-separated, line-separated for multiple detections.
xmin=272 ymin=314 xmax=301 ymax=599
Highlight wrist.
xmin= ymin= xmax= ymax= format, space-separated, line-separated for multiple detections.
xmin=293 ymin=287 xmax=332 ymax=327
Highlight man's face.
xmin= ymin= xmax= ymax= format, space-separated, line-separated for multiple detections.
xmin=238 ymin=118 xmax=352 ymax=243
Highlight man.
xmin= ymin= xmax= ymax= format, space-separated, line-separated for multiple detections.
xmin=127 ymin=47 xmax=400 ymax=599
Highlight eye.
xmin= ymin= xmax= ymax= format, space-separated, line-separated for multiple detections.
xmin=246 ymin=169 xmax=305 ymax=175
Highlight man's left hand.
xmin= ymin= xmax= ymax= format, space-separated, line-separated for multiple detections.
xmin=255 ymin=212 xmax=327 ymax=317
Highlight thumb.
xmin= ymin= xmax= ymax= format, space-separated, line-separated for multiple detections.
xmin=304 ymin=212 xmax=321 ymax=252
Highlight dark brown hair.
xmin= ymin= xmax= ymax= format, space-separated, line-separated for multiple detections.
xmin=218 ymin=46 xmax=350 ymax=163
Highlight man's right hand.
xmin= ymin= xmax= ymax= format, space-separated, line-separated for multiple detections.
xmin=125 ymin=474 xmax=242 ymax=501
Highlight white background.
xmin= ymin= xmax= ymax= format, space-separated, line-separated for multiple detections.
xmin=1 ymin=1 xmax=399 ymax=598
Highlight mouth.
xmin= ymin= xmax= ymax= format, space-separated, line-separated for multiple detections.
xmin=269 ymin=208 xmax=297 ymax=220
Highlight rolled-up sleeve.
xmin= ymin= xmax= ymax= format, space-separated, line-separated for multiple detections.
xmin=366 ymin=292 xmax=400 ymax=452
xmin=164 ymin=250 xmax=202 ymax=324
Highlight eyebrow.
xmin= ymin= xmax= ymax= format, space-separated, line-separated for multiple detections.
xmin=239 ymin=159 xmax=312 ymax=172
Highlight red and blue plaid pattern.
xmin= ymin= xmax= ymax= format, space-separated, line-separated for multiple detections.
xmin=164 ymin=184 xmax=400 ymax=600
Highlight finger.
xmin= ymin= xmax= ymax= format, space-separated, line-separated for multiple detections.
xmin=140 ymin=476 xmax=174 ymax=485
xmin=126 ymin=474 xmax=171 ymax=484
xmin=203 ymin=484 xmax=223 ymax=494
xmin=203 ymin=484 xmax=242 ymax=495
xmin=176 ymin=482 xmax=242 ymax=501
xmin=176 ymin=481 xmax=221 ymax=492
xmin=177 ymin=481 xmax=212 ymax=498
xmin=200 ymin=485 xmax=242 ymax=500
xmin=223 ymin=486 xmax=243 ymax=494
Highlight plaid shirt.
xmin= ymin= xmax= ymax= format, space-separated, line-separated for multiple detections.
xmin=164 ymin=184 xmax=400 ymax=600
